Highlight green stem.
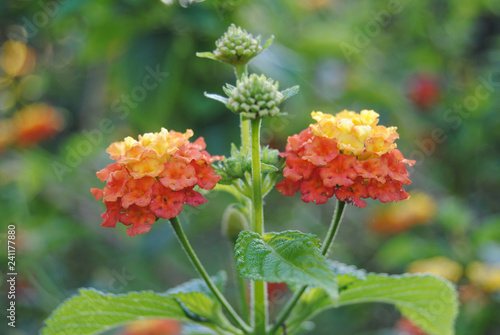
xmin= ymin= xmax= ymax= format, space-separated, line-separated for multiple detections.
xmin=241 ymin=117 xmax=251 ymax=155
xmin=234 ymin=63 xmax=254 ymax=327
xmin=250 ymin=118 xmax=267 ymax=335
xmin=234 ymin=64 xmax=250 ymax=155
xmin=267 ymin=200 xmax=346 ymax=335
xmin=234 ymin=64 xmax=248 ymax=80
xmin=169 ymin=217 xmax=251 ymax=334
xmin=321 ymin=201 xmax=346 ymax=256
xmin=250 ymin=119 xmax=264 ymax=235
xmin=235 ymin=252 xmax=250 ymax=323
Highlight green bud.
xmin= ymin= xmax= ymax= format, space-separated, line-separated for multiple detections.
xmin=261 ymin=146 xmax=281 ymax=167
xmin=197 ymin=24 xmax=273 ymax=67
xmin=226 ymin=74 xmax=283 ymax=119
xmin=214 ymin=24 xmax=262 ymax=65
xmin=221 ymin=204 xmax=249 ymax=242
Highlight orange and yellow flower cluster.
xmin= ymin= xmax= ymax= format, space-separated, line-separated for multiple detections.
xmin=276 ymin=110 xmax=415 ymax=207
xmin=91 ymin=128 xmax=222 ymax=236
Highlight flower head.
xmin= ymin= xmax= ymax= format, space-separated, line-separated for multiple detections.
xmin=197 ymin=24 xmax=274 ymax=67
xmin=214 ymin=24 xmax=263 ymax=65
xmin=91 ymin=128 xmax=223 ymax=236
xmin=276 ymin=110 xmax=415 ymax=208
xmin=227 ymin=74 xmax=283 ymax=119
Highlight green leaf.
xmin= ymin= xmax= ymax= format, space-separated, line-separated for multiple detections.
xmin=338 ymin=273 xmax=458 ymax=335
xmin=171 ymin=292 xmax=224 ymax=324
xmin=223 ymin=83 xmax=236 ymax=96
xmin=167 ymin=271 xmax=226 ymax=298
xmin=287 ymin=263 xmax=458 ymax=335
xmin=261 ymin=162 xmax=278 ymax=173
xmin=43 ymin=272 xmax=233 ymax=335
xmin=235 ymin=230 xmax=338 ymax=299
xmin=204 ymin=92 xmax=228 ymax=104
xmin=196 ymin=52 xmax=220 ymax=62
xmin=280 ymin=85 xmax=300 ymax=102
xmin=261 ymin=35 xmax=275 ymax=52
xmin=330 ymin=261 xmax=366 ymax=289
xmin=42 ymin=289 xmax=188 ymax=335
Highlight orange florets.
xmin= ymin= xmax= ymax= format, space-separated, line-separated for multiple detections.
xmin=91 ymin=128 xmax=223 ymax=236
xmin=276 ymin=111 xmax=415 ymax=208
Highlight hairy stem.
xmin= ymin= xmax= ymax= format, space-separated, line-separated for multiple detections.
xmin=169 ymin=217 xmax=251 ymax=334
xmin=250 ymin=118 xmax=267 ymax=334
xmin=234 ymin=64 xmax=251 ymax=155
xmin=267 ymin=200 xmax=346 ymax=335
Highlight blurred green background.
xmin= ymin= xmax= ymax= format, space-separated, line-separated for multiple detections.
xmin=1 ymin=0 xmax=500 ymax=334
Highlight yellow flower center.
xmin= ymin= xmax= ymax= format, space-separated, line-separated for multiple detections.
xmin=310 ymin=110 xmax=399 ymax=158
xmin=106 ymin=128 xmax=194 ymax=178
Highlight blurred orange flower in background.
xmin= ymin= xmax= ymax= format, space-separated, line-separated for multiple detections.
xmin=368 ymin=191 xmax=436 ymax=234
xmin=0 ymin=40 xmax=64 ymax=153
xmin=466 ymin=262 xmax=500 ymax=293
xmin=121 ymin=319 xmax=181 ymax=335
xmin=14 ymin=103 xmax=64 ymax=147
xmin=0 ymin=104 xmax=64 ymax=153
xmin=407 ymin=256 xmax=463 ymax=283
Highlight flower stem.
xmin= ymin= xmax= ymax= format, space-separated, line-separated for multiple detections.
xmin=234 ymin=64 xmax=248 ymax=80
xmin=169 ymin=217 xmax=251 ymax=334
xmin=267 ymin=200 xmax=346 ymax=335
xmin=241 ymin=116 xmax=251 ymax=155
xmin=234 ymin=64 xmax=251 ymax=155
xmin=321 ymin=200 xmax=346 ymax=256
xmin=236 ymin=263 xmax=250 ymax=324
xmin=250 ymin=119 xmax=264 ymax=235
xmin=250 ymin=118 xmax=267 ymax=335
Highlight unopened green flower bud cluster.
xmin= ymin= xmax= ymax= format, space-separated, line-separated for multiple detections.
xmin=214 ymin=143 xmax=282 ymax=186
xmin=214 ymin=24 xmax=262 ymax=65
xmin=227 ymin=74 xmax=283 ymax=119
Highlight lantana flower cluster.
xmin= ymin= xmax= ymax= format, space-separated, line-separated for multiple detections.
xmin=91 ymin=128 xmax=222 ymax=236
xmin=276 ymin=110 xmax=415 ymax=208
